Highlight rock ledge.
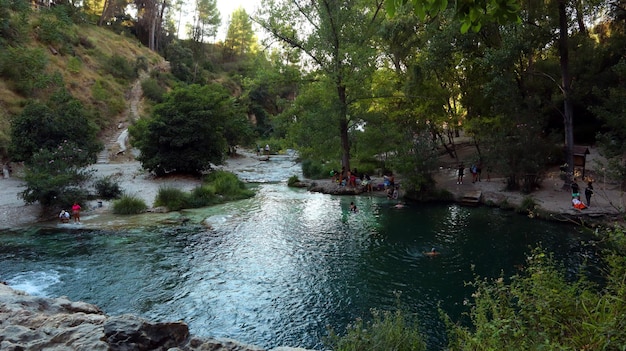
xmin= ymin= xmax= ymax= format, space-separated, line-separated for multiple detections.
xmin=0 ymin=283 xmax=314 ymax=351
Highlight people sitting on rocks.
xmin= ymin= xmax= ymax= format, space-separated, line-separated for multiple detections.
xmin=362 ymin=174 xmax=373 ymax=192
xmin=347 ymin=171 xmax=357 ymax=187
xmin=572 ymin=196 xmax=587 ymax=210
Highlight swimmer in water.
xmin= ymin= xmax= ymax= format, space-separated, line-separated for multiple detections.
xmin=424 ymin=247 xmax=440 ymax=256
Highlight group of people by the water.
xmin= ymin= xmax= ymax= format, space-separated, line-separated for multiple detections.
xmin=570 ymin=178 xmax=593 ymax=211
xmin=58 ymin=202 xmax=81 ymax=223
xmin=457 ymin=161 xmax=485 ymax=184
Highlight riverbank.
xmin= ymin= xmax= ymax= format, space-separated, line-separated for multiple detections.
xmin=1 ymin=147 xmax=624 ymax=230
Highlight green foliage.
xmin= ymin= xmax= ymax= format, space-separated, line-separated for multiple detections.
xmin=34 ymin=11 xmax=70 ymax=45
xmin=154 ymin=171 xmax=252 ymax=211
xmin=287 ymin=175 xmax=300 ymax=186
xmin=154 ymin=187 xmax=189 ymax=211
xmin=141 ymin=78 xmax=165 ymax=103
xmin=112 ymin=194 xmax=147 ymax=214
xmin=385 ymin=0 xmax=520 ymax=33
xmin=0 ymin=0 xmax=30 ymax=46
xmin=130 ymin=84 xmax=249 ymax=176
xmin=445 ymin=247 xmax=626 ymax=350
xmin=104 ymin=54 xmax=137 ymax=81
xmin=203 ymin=170 xmax=254 ymax=200
xmin=187 ymin=185 xmax=217 ymax=208
xmin=301 ymin=159 xmax=327 ymax=179
xmin=327 ymin=308 xmax=427 ymax=351
xmin=516 ymin=196 xmax=537 ymax=214
xmin=0 ymin=46 xmax=48 ymax=94
xmin=164 ymin=41 xmax=194 ymax=82
xmin=135 ymin=56 xmax=149 ymax=73
xmin=67 ymin=56 xmax=82 ymax=73
xmin=10 ymin=89 xmax=102 ymax=162
xmin=20 ymin=140 xmax=93 ymax=207
xmin=94 ymin=175 xmax=122 ymax=199
xmin=91 ymin=79 xmax=126 ymax=117
xmin=591 ymin=58 xmax=626 ymax=190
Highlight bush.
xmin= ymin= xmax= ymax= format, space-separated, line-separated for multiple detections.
xmin=94 ymin=175 xmax=122 ymax=199
xmin=141 ymin=78 xmax=165 ymax=103
xmin=112 ymin=195 xmax=147 ymax=214
xmin=204 ymin=170 xmax=254 ymax=200
xmin=301 ymin=159 xmax=326 ymax=179
xmin=67 ymin=56 xmax=82 ymax=73
xmin=445 ymin=247 xmax=626 ymax=350
xmin=187 ymin=186 xmax=217 ymax=208
xmin=516 ymin=196 xmax=537 ymax=214
xmin=287 ymin=175 xmax=300 ymax=187
xmin=326 ymin=309 xmax=427 ymax=351
xmin=105 ymin=54 xmax=137 ymax=80
xmin=154 ymin=187 xmax=188 ymax=211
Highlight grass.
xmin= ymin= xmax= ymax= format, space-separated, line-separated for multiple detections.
xmin=154 ymin=171 xmax=254 ymax=211
xmin=112 ymin=194 xmax=147 ymax=214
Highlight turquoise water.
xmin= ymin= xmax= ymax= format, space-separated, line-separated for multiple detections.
xmin=0 ymin=183 xmax=595 ymax=349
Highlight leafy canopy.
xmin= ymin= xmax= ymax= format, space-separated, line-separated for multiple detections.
xmin=130 ymin=83 xmax=251 ymax=176
xmin=20 ymin=140 xmax=94 ymax=207
xmin=10 ymin=89 xmax=102 ymax=163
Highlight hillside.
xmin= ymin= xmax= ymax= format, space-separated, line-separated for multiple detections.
xmin=0 ymin=11 xmax=165 ymax=161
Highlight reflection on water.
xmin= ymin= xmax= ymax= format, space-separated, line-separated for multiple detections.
xmin=0 ymin=184 xmax=594 ymax=350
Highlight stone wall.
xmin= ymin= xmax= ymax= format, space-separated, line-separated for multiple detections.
xmin=0 ymin=283 xmax=314 ymax=351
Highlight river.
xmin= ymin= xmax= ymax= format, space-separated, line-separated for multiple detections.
xmin=0 ymin=155 xmax=595 ymax=350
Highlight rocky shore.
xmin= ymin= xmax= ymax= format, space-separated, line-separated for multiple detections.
xmin=0 ymin=283 xmax=311 ymax=351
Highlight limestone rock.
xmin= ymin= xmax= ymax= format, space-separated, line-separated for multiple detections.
xmin=0 ymin=283 xmax=317 ymax=351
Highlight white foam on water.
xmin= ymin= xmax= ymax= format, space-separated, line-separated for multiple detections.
xmin=7 ymin=270 xmax=61 ymax=297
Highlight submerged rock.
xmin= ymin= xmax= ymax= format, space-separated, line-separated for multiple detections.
xmin=0 ymin=283 xmax=315 ymax=351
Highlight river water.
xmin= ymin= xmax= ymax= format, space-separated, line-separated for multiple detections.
xmin=0 ymin=155 xmax=595 ymax=350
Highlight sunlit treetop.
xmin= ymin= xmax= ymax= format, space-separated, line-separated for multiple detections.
xmin=385 ymin=0 xmax=521 ymax=33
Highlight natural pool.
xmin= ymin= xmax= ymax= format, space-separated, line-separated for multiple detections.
xmin=0 ymin=182 xmax=595 ymax=350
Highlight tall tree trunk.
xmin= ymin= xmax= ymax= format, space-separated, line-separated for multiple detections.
xmin=337 ymin=84 xmax=350 ymax=172
xmin=98 ymin=0 xmax=111 ymax=26
xmin=559 ymin=0 xmax=575 ymax=187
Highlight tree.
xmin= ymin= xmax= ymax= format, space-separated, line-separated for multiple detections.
xmin=224 ymin=7 xmax=256 ymax=58
xmin=385 ymin=0 xmax=521 ymax=33
xmin=10 ymin=89 xmax=102 ymax=163
xmin=189 ymin=0 xmax=220 ymax=43
xmin=130 ymin=83 xmax=249 ymax=176
xmin=20 ymin=140 xmax=94 ymax=207
xmin=256 ymin=0 xmax=385 ymax=173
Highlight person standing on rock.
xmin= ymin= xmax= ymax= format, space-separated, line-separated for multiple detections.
xmin=585 ymin=181 xmax=594 ymax=207
xmin=457 ymin=164 xmax=464 ymax=184
xmin=72 ymin=202 xmax=81 ymax=223
xmin=571 ymin=178 xmax=580 ymax=198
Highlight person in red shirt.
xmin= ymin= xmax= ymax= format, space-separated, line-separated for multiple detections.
xmin=72 ymin=202 xmax=81 ymax=223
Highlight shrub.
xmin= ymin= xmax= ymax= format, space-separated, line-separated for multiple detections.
xmin=301 ymin=159 xmax=326 ymax=179
xmin=445 ymin=247 xmax=626 ymax=350
xmin=326 ymin=309 xmax=427 ymax=351
xmin=516 ymin=196 xmax=537 ymax=214
xmin=112 ymin=195 xmax=147 ymax=214
xmin=67 ymin=56 xmax=82 ymax=73
xmin=187 ymin=186 xmax=217 ymax=208
xmin=154 ymin=187 xmax=188 ymax=211
xmin=141 ymin=78 xmax=165 ymax=103
xmin=204 ymin=170 xmax=253 ymax=200
xmin=135 ymin=56 xmax=149 ymax=73
xmin=94 ymin=175 xmax=122 ymax=199
xmin=287 ymin=175 xmax=300 ymax=187
xmin=105 ymin=54 xmax=137 ymax=80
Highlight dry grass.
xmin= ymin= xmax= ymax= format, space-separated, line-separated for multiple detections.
xmin=0 ymin=19 xmax=164 ymax=151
